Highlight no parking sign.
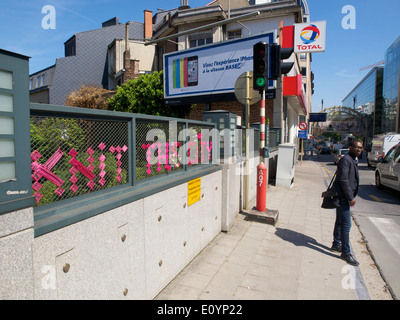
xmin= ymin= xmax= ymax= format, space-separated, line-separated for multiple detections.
xmin=299 ymin=122 xmax=308 ymax=131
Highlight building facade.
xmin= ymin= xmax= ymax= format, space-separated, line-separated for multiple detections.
xmin=382 ymin=35 xmax=400 ymax=133
xmin=29 ymin=16 xmax=156 ymax=105
xmin=342 ymin=35 xmax=400 ymax=136
xmin=342 ymin=67 xmax=384 ymax=138
xmin=151 ymin=0 xmax=312 ymax=147
xmin=30 ymin=0 xmax=313 ymax=150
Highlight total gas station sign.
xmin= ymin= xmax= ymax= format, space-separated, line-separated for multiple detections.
xmin=294 ymin=21 xmax=326 ymax=53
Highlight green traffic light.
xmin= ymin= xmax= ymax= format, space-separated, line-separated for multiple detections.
xmin=255 ymin=76 xmax=266 ymax=88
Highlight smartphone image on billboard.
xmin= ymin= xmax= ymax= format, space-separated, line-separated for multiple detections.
xmin=187 ymin=56 xmax=198 ymax=87
xmin=173 ymin=56 xmax=198 ymax=88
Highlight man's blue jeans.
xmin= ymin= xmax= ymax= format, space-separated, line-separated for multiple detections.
xmin=333 ymin=197 xmax=352 ymax=254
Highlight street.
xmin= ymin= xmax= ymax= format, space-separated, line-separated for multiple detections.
xmin=315 ymin=150 xmax=400 ymax=300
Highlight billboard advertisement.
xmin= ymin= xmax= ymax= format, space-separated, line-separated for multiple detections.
xmin=294 ymin=21 xmax=326 ymax=53
xmin=164 ymin=32 xmax=275 ymax=103
xmin=319 ymin=120 xmax=359 ymax=132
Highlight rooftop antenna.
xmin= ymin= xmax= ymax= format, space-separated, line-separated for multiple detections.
xmin=359 ymin=60 xmax=384 ymax=71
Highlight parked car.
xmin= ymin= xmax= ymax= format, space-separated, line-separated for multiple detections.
xmin=334 ymin=149 xmax=349 ymax=165
xmin=368 ymin=133 xmax=400 ymax=167
xmin=375 ymin=143 xmax=400 ymax=192
xmin=320 ymin=146 xmax=331 ymax=154
xmin=332 ymin=143 xmax=343 ymax=154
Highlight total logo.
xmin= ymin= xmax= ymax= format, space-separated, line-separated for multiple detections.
xmin=295 ymin=21 xmax=326 ymax=52
xmin=300 ymin=24 xmax=320 ymax=44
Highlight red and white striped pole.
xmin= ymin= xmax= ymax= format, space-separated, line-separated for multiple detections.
xmin=256 ymin=90 xmax=267 ymax=212
xmin=259 ymin=90 xmax=266 ymax=160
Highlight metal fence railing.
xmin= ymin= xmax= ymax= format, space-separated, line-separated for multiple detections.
xmin=30 ymin=104 xmax=217 ymax=208
xmin=31 ymin=115 xmax=130 ymax=206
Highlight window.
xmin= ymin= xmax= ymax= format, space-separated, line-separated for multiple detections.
xmin=228 ymin=30 xmax=242 ymax=40
xmin=65 ymin=36 xmax=76 ymax=57
xmin=189 ymin=32 xmax=213 ymax=48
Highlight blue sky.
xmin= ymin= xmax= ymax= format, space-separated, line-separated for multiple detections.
xmin=1 ymin=0 xmax=399 ymax=112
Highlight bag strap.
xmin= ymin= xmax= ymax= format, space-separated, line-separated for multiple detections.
xmin=328 ymin=171 xmax=337 ymax=189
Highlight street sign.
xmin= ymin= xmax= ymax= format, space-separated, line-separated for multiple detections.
xmin=299 ymin=122 xmax=308 ymax=131
xmin=234 ymin=71 xmax=261 ymax=105
xmin=294 ymin=21 xmax=326 ymax=53
xmin=309 ymin=113 xmax=327 ymax=122
xmin=298 ymin=130 xmax=307 ymax=139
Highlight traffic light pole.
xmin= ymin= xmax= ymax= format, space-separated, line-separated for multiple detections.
xmin=256 ymin=89 xmax=267 ymax=212
xmin=259 ymin=90 xmax=266 ymax=161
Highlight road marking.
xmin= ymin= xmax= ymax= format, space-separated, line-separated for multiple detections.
xmin=369 ymin=195 xmax=382 ymax=202
xmin=368 ymin=217 xmax=400 ymax=256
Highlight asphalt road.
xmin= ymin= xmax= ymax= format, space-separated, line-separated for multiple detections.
xmin=314 ymin=150 xmax=400 ymax=300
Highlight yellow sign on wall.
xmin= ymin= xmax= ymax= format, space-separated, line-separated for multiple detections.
xmin=188 ymin=178 xmax=201 ymax=206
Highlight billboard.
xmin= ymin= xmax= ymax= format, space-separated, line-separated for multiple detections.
xmin=164 ymin=32 xmax=275 ymax=103
xmin=309 ymin=113 xmax=327 ymax=122
xmin=319 ymin=120 xmax=359 ymax=132
xmin=294 ymin=21 xmax=326 ymax=53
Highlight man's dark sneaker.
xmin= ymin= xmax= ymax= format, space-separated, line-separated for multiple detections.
xmin=340 ymin=253 xmax=359 ymax=266
xmin=330 ymin=245 xmax=342 ymax=253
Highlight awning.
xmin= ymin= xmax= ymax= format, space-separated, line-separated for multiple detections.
xmin=283 ymin=74 xmax=307 ymax=116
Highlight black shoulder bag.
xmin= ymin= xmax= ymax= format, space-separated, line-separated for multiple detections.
xmin=321 ymin=172 xmax=340 ymax=209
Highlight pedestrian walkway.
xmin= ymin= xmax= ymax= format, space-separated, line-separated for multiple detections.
xmin=155 ymin=158 xmax=388 ymax=300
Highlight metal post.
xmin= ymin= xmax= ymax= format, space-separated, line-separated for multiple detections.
xmin=260 ymin=90 xmax=266 ymax=162
xmin=244 ymin=72 xmax=251 ymax=210
xmin=256 ymin=89 xmax=267 ymax=212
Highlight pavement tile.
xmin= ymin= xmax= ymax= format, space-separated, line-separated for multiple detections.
xmin=155 ymin=158 xmax=374 ymax=301
xmin=234 ymin=286 xmax=267 ymax=300
xmin=240 ymin=274 xmax=270 ymax=294
xmin=199 ymin=284 xmax=236 ymax=300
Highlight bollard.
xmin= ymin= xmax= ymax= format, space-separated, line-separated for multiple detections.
xmin=256 ymin=162 xmax=267 ymax=212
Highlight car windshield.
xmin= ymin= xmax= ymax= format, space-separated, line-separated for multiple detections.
xmin=340 ymin=149 xmax=349 ymax=155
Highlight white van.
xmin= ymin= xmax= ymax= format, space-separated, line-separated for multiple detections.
xmin=375 ymin=143 xmax=400 ymax=192
xmin=367 ymin=133 xmax=400 ymax=167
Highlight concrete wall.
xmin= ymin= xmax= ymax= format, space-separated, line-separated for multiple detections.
xmin=1 ymin=170 xmax=224 ymax=300
xmin=220 ymin=155 xmax=257 ymax=232
xmin=0 ymin=208 xmax=35 ymax=300
xmin=1 ymin=148 xmax=261 ymax=299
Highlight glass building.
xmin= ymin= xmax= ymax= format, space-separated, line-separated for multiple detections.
xmin=342 ymin=67 xmax=384 ymax=137
xmin=382 ymin=36 xmax=400 ymax=133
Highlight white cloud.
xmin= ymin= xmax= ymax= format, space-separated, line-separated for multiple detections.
xmin=335 ymin=70 xmax=358 ymax=78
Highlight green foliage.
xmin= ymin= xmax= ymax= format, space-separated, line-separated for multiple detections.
xmin=31 ymin=118 xmax=86 ymax=155
xmin=30 ymin=117 xmax=128 ymax=206
xmin=108 ymin=71 xmax=189 ymax=118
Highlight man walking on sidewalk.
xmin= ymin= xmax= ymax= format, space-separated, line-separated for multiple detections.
xmin=331 ymin=140 xmax=364 ymax=266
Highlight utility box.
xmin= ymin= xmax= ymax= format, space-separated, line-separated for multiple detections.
xmin=0 ymin=49 xmax=35 ymax=214
xmin=203 ymin=110 xmax=237 ymax=160
xmin=276 ymin=143 xmax=296 ymax=189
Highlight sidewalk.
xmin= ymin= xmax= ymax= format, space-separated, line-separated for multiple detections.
xmin=155 ymin=158 xmax=391 ymax=300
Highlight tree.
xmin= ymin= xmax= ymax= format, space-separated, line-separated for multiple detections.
xmin=65 ymin=85 xmax=111 ymax=110
xmin=108 ymin=71 xmax=189 ymax=118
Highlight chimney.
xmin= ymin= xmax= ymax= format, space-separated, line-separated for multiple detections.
xmin=124 ymin=22 xmax=131 ymax=74
xmin=179 ymin=0 xmax=190 ymax=10
xmin=144 ymin=10 xmax=153 ymax=40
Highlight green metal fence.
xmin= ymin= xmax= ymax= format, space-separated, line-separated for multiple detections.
xmin=30 ymin=103 xmax=216 ymax=208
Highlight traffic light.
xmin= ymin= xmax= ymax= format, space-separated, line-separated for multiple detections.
xmin=253 ymin=42 xmax=268 ymax=92
xmin=269 ymin=43 xmax=294 ymax=80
